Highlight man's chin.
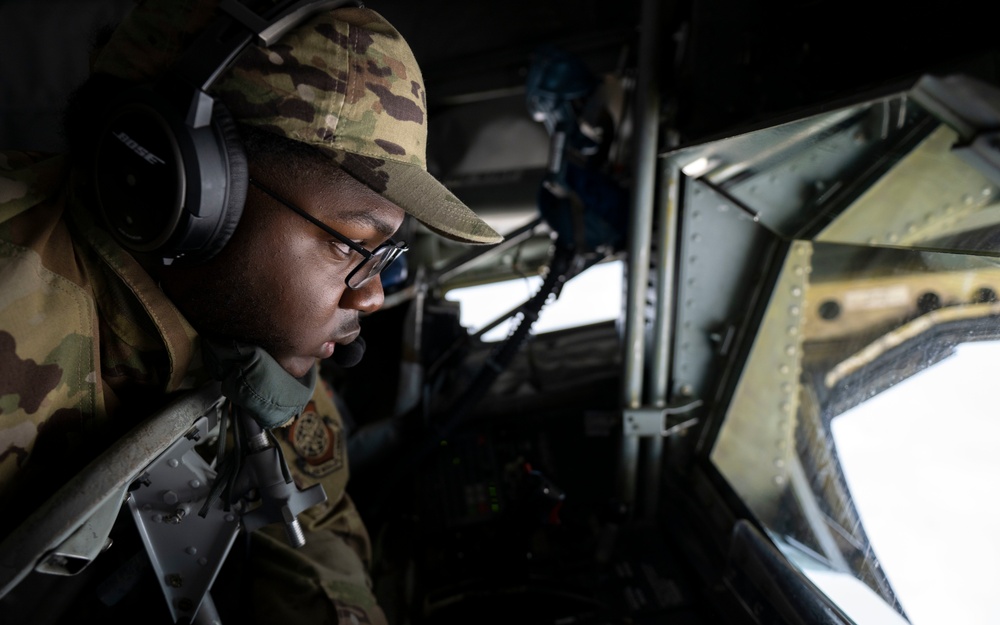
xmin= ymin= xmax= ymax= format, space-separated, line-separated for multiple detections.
xmin=277 ymin=354 xmax=318 ymax=379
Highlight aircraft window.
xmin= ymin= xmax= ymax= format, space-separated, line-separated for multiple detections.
xmin=445 ymin=258 xmax=623 ymax=341
xmin=710 ymin=240 xmax=1000 ymax=625
xmin=665 ymin=74 xmax=1000 ymax=625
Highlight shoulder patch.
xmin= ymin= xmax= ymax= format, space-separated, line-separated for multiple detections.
xmin=286 ymin=400 xmax=345 ymax=478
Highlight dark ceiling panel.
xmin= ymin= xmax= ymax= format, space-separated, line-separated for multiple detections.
xmin=370 ymin=0 xmax=644 ymax=107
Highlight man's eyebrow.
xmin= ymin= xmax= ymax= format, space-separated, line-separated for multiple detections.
xmin=334 ymin=208 xmax=399 ymax=239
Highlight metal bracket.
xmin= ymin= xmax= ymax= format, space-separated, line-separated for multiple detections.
xmin=238 ymin=423 xmax=327 ymax=548
xmin=34 ymin=486 xmax=128 ymax=576
xmin=0 ymin=383 xmax=226 ymax=602
xmin=128 ymin=415 xmax=240 ymax=623
xmin=622 ymin=399 xmax=703 ymax=437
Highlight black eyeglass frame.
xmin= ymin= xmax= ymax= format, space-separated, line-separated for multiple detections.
xmin=249 ymin=178 xmax=409 ymax=289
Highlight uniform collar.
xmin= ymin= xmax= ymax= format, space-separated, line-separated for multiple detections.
xmin=66 ymin=170 xmax=203 ymax=392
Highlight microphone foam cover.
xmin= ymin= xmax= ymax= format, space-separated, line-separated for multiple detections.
xmin=331 ymin=335 xmax=366 ymax=368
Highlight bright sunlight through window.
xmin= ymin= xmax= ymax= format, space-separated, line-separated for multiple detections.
xmin=444 ymin=259 xmax=624 ymax=342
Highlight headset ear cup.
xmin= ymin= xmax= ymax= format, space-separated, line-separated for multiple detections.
xmin=92 ymin=87 xmax=248 ymax=265
xmin=200 ymin=103 xmax=247 ymax=261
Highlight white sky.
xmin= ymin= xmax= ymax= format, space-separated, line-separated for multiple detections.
xmin=831 ymin=340 xmax=1000 ymax=625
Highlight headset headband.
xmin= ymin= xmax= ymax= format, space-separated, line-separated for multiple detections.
xmin=170 ymin=0 xmax=362 ymax=128
xmin=92 ymin=0 xmax=362 ymax=265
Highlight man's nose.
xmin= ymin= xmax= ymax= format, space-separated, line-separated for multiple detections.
xmin=341 ymin=277 xmax=384 ymax=313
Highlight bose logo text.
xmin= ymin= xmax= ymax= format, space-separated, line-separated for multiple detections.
xmin=113 ymin=131 xmax=166 ymax=165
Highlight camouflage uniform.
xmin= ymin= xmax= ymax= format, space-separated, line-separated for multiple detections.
xmin=1 ymin=2 xmax=502 ymax=622
xmin=0 ymin=149 xmax=386 ymax=622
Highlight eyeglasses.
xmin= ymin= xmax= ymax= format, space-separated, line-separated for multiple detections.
xmin=249 ymin=178 xmax=408 ymax=290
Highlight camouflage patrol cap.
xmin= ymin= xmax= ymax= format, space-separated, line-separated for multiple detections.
xmin=92 ymin=1 xmax=503 ymax=245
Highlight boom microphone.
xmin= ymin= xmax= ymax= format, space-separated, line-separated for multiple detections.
xmin=331 ymin=335 xmax=366 ymax=367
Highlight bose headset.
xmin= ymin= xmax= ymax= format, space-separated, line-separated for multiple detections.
xmin=92 ymin=0 xmax=361 ymax=265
